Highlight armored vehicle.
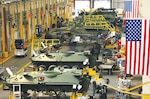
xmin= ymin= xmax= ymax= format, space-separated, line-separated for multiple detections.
xmin=90 ymin=8 xmax=117 ymax=23
xmin=31 ymin=51 xmax=97 ymax=70
xmin=45 ymin=30 xmax=73 ymax=41
xmin=79 ymin=8 xmax=117 ymax=23
xmin=45 ymin=32 xmax=102 ymax=52
xmin=5 ymin=69 xmax=91 ymax=98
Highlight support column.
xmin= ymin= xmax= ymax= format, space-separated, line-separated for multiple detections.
xmin=6 ymin=3 xmax=11 ymax=53
xmin=110 ymin=0 xmax=113 ymax=8
xmin=40 ymin=0 xmax=43 ymax=27
xmin=0 ymin=6 xmax=2 ymax=56
xmin=50 ymin=0 xmax=53 ymax=27
xmin=65 ymin=0 xmax=69 ymax=20
xmin=43 ymin=0 xmax=46 ymax=31
xmin=140 ymin=0 xmax=150 ymax=99
xmin=64 ymin=0 xmax=67 ymax=20
xmin=29 ymin=0 xmax=33 ymax=39
xmin=2 ymin=6 xmax=8 ymax=57
xmin=10 ymin=3 xmax=16 ymax=51
xmin=52 ymin=0 xmax=56 ymax=26
xmin=90 ymin=0 xmax=94 ymax=8
xmin=47 ymin=0 xmax=51 ymax=28
xmin=20 ymin=0 xmax=24 ymax=39
xmin=38 ymin=0 xmax=41 ymax=25
xmin=15 ymin=1 xmax=19 ymax=37
xmin=69 ymin=0 xmax=73 ymax=22
xmin=33 ymin=0 xmax=37 ymax=39
xmin=35 ymin=0 xmax=38 ymax=26
xmin=27 ymin=0 xmax=32 ymax=43
xmin=41 ymin=0 xmax=47 ymax=31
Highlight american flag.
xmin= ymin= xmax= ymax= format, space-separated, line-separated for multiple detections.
xmin=125 ymin=19 xmax=150 ymax=75
xmin=125 ymin=0 xmax=139 ymax=18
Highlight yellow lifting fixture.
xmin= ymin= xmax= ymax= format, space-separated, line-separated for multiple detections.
xmin=84 ymin=15 xmax=106 ymax=21
xmin=84 ymin=15 xmax=115 ymax=32
xmin=84 ymin=21 xmax=115 ymax=31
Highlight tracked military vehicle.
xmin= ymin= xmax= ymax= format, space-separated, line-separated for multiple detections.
xmin=45 ymin=30 xmax=73 ymax=41
xmin=31 ymin=50 xmax=97 ymax=70
xmin=79 ymin=8 xmax=117 ymax=24
xmin=33 ymin=31 xmax=102 ymax=70
xmin=89 ymin=8 xmax=117 ymax=23
xmin=5 ymin=68 xmax=91 ymax=98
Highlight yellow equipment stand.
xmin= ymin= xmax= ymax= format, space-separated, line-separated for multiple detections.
xmin=8 ymin=92 xmax=14 ymax=99
xmin=105 ymin=43 xmax=117 ymax=49
xmin=70 ymin=92 xmax=87 ymax=99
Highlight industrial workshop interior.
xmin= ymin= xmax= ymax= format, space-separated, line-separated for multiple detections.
xmin=0 ymin=0 xmax=150 ymax=99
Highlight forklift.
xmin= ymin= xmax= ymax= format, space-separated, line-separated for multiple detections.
xmin=14 ymin=39 xmax=28 ymax=57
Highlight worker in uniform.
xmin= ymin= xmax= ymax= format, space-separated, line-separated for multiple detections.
xmin=91 ymin=42 xmax=101 ymax=60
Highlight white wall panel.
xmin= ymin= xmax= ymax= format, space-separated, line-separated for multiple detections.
xmin=139 ymin=0 xmax=150 ymax=18
xmin=112 ymin=0 xmax=124 ymax=9
xmin=74 ymin=0 xmax=90 ymax=16
xmin=94 ymin=0 xmax=111 ymax=9
xmin=141 ymin=0 xmax=150 ymax=95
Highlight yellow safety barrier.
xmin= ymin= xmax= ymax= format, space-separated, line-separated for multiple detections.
xmin=84 ymin=14 xmax=116 ymax=32
xmin=143 ymin=95 xmax=150 ymax=99
xmin=101 ymin=82 xmax=150 ymax=97
xmin=0 ymin=84 xmax=3 ymax=88
xmin=8 ymin=92 xmax=14 ymax=99
xmin=84 ymin=21 xmax=115 ymax=32
xmin=125 ymin=81 xmax=150 ymax=92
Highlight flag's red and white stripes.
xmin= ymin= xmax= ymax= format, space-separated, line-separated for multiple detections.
xmin=125 ymin=0 xmax=139 ymax=18
xmin=125 ymin=19 xmax=150 ymax=75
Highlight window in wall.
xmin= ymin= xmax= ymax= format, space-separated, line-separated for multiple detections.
xmin=94 ymin=0 xmax=111 ymax=9
xmin=74 ymin=0 xmax=90 ymax=16
xmin=113 ymin=0 xmax=124 ymax=9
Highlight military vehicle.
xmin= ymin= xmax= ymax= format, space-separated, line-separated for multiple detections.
xmin=89 ymin=8 xmax=117 ymax=23
xmin=45 ymin=30 xmax=103 ymax=44
xmin=4 ymin=68 xmax=91 ymax=98
xmin=45 ymin=30 xmax=73 ymax=41
xmin=79 ymin=8 xmax=117 ymax=24
xmin=31 ymin=51 xmax=97 ymax=70
xmin=40 ymin=32 xmax=102 ymax=59
xmin=42 ymin=30 xmax=102 ymax=51
xmin=75 ymin=7 xmax=121 ymax=40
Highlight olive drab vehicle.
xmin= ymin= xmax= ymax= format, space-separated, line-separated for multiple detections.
xmin=32 ymin=31 xmax=102 ymax=70
xmin=4 ymin=68 xmax=91 ymax=98
xmin=31 ymin=50 xmax=97 ymax=70
xmin=89 ymin=8 xmax=117 ymax=23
